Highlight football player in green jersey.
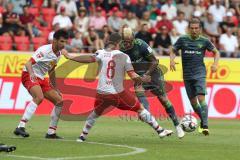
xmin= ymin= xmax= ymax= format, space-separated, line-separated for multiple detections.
xmin=120 ymin=27 xmax=185 ymax=138
xmin=170 ymin=18 xmax=220 ymax=135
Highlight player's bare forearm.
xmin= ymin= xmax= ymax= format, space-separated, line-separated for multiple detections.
xmin=48 ymin=69 xmax=56 ymax=88
xmin=25 ymin=60 xmax=35 ymax=75
xmin=127 ymin=70 xmax=143 ymax=85
xmin=212 ymin=48 xmax=220 ymax=66
xmin=169 ymin=48 xmax=178 ymax=71
xmin=65 ymin=54 xmax=96 ymax=63
xmin=145 ymin=55 xmax=158 ymax=76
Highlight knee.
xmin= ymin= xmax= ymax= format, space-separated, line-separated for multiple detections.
xmin=55 ymin=98 xmax=63 ymax=107
xmin=34 ymin=96 xmax=44 ymax=105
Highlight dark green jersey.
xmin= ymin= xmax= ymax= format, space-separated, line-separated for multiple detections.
xmin=120 ymin=38 xmax=160 ymax=75
xmin=173 ymin=35 xmax=215 ymax=80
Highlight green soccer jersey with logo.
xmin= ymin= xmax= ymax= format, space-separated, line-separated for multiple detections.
xmin=120 ymin=38 xmax=161 ymax=76
xmin=173 ymin=35 xmax=216 ymax=80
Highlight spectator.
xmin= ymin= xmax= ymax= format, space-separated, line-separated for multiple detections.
xmin=67 ymin=31 xmax=84 ymax=53
xmin=74 ymin=7 xmax=89 ymax=35
xmin=107 ymin=7 xmax=122 ymax=32
xmin=48 ymin=23 xmax=60 ymax=43
xmin=86 ymin=26 xmax=104 ymax=52
xmin=76 ymin=0 xmax=90 ymax=13
xmin=203 ymin=12 xmax=221 ymax=38
xmin=19 ymin=5 xmax=41 ymax=38
xmin=155 ymin=12 xmax=173 ymax=32
xmin=0 ymin=12 xmax=8 ymax=35
xmin=147 ymin=0 xmax=161 ymax=23
xmin=57 ymin=0 xmax=78 ymax=21
xmin=10 ymin=0 xmax=26 ymax=15
xmin=121 ymin=10 xmax=138 ymax=32
xmin=135 ymin=23 xmax=153 ymax=47
xmin=219 ymin=11 xmax=236 ymax=33
xmin=208 ymin=0 xmax=226 ymax=23
xmin=194 ymin=0 xmax=207 ymax=17
xmin=177 ymin=0 xmax=194 ymax=20
xmin=170 ymin=28 xmax=180 ymax=46
xmin=161 ymin=0 xmax=177 ymax=20
xmin=139 ymin=11 xmax=152 ymax=30
xmin=52 ymin=6 xmax=73 ymax=31
xmin=2 ymin=3 xmax=25 ymax=37
xmin=153 ymin=25 xmax=172 ymax=55
xmin=99 ymin=25 xmax=111 ymax=44
xmin=88 ymin=7 xmax=107 ymax=34
xmin=219 ymin=28 xmax=239 ymax=57
xmin=173 ymin=11 xmax=188 ymax=35
xmin=134 ymin=0 xmax=147 ymax=19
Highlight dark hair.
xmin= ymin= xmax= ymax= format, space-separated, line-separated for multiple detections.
xmin=106 ymin=32 xmax=122 ymax=46
xmin=188 ymin=18 xmax=201 ymax=28
xmin=53 ymin=29 xmax=69 ymax=40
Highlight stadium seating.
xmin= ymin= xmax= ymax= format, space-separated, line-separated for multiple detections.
xmin=14 ymin=36 xmax=30 ymax=51
xmin=28 ymin=7 xmax=39 ymax=16
xmin=41 ymin=8 xmax=56 ymax=23
xmin=0 ymin=35 xmax=12 ymax=50
xmin=32 ymin=37 xmax=47 ymax=50
xmin=0 ymin=6 xmax=4 ymax=13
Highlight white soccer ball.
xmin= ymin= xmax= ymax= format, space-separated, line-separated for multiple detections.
xmin=181 ymin=115 xmax=198 ymax=132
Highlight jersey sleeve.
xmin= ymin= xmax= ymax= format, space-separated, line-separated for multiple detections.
xmin=205 ymin=39 xmax=216 ymax=51
xmin=173 ymin=37 xmax=182 ymax=51
xmin=124 ymin=54 xmax=134 ymax=72
xmin=93 ymin=51 xmax=104 ymax=62
xmin=141 ymin=40 xmax=154 ymax=58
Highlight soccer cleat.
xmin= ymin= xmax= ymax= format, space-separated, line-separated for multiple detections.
xmin=176 ymin=124 xmax=185 ymax=138
xmin=158 ymin=129 xmax=173 ymax=138
xmin=0 ymin=144 xmax=16 ymax=152
xmin=45 ymin=133 xmax=63 ymax=139
xmin=198 ymin=126 xmax=203 ymax=133
xmin=14 ymin=127 xmax=29 ymax=138
xmin=202 ymin=129 xmax=210 ymax=136
xmin=76 ymin=136 xmax=86 ymax=142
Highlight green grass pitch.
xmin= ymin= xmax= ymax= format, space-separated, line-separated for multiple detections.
xmin=0 ymin=115 xmax=240 ymax=160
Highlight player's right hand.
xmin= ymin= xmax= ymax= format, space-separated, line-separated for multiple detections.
xmin=133 ymin=76 xmax=143 ymax=86
xmin=170 ymin=60 xmax=178 ymax=71
xmin=30 ymin=73 xmax=37 ymax=82
xmin=61 ymin=49 xmax=69 ymax=59
xmin=141 ymin=74 xmax=151 ymax=82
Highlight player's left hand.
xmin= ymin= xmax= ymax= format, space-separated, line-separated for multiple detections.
xmin=211 ymin=64 xmax=218 ymax=73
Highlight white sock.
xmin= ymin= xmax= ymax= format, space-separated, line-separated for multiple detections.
xmin=48 ymin=105 xmax=62 ymax=134
xmin=18 ymin=101 xmax=38 ymax=128
xmin=80 ymin=111 xmax=99 ymax=138
xmin=139 ymin=109 xmax=163 ymax=132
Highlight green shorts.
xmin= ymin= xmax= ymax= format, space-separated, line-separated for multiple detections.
xmin=135 ymin=72 xmax=166 ymax=97
xmin=184 ymin=78 xmax=207 ymax=99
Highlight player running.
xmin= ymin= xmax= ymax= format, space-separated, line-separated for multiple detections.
xmin=170 ymin=18 xmax=220 ymax=135
xmin=14 ymin=29 xmax=69 ymax=139
xmin=62 ymin=32 xmax=173 ymax=142
xmin=120 ymin=27 xmax=185 ymax=138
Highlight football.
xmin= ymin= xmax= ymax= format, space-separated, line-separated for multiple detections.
xmin=181 ymin=115 xmax=198 ymax=132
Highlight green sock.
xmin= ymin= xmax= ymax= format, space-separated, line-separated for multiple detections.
xmin=199 ymin=101 xmax=208 ymax=128
xmin=164 ymin=100 xmax=179 ymax=126
xmin=192 ymin=103 xmax=204 ymax=127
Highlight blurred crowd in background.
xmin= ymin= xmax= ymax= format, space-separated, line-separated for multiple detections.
xmin=0 ymin=0 xmax=239 ymax=58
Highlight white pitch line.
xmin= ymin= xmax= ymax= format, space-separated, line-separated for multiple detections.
xmin=4 ymin=139 xmax=147 ymax=160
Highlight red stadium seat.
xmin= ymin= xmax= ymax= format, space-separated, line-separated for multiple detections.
xmin=28 ymin=7 xmax=39 ymax=16
xmin=32 ymin=37 xmax=47 ymax=50
xmin=14 ymin=36 xmax=30 ymax=51
xmin=0 ymin=36 xmax=12 ymax=50
xmin=41 ymin=8 xmax=56 ymax=23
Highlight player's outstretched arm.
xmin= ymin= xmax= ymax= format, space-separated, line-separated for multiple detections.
xmin=127 ymin=70 xmax=145 ymax=86
xmin=145 ymin=55 xmax=158 ymax=76
xmin=211 ymin=48 xmax=220 ymax=73
xmin=169 ymin=47 xmax=178 ymax=72
xmin=62 ymin=49 xmax=96 ymax=63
